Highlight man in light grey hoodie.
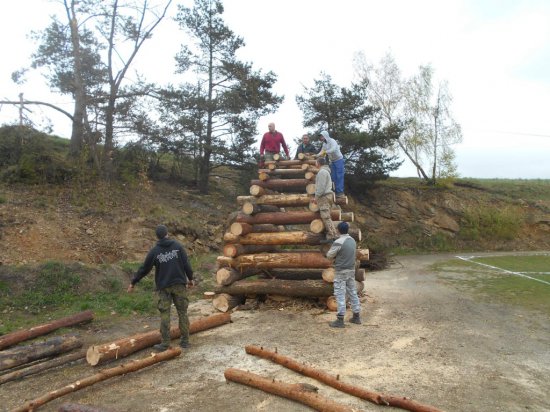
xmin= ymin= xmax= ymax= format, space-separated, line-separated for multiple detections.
xmin=326 ymin=221 xmax=361 ymax=328
xmin=316 ymin=131 xmax=345 ymax=198
xmin=312 ymin=157 xmax=338 ymax=240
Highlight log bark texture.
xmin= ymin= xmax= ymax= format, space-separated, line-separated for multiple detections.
xmin=260 ymin=269 xmax=324 ymax=281
xmin=0 ymin=310 xmax=93 ymax=350
xmin=223 ymin=252 xmax=332 ymax=270
xmin=264 ymin=159 xmax=316 ymax=167
xmin=245 ymin=345 xmax=443 ymax=412
xmin=241 ymin=204 xmax=280 ymax=215
xmin=237 ymin=194 xmax=312 ymax=207
xmin=235 ymin=210 xmax=341 ymax=226
xmin=215 ymin=279 xmax=334 ymax=297
xmin=0 ymin=334 xmax=82 ymax=372
xmin=223 ymin=231 xmax=325 ymax=246
xmin=0 ymin=349 xmax=86 ymax=386
xmin=224 ymin=368 xmax=354 ymax=412
xmin=250 ymin=179 xmax=312 ymax=192
xmin=223 ymin=244 xmax=278 ymax=258
xmin=86 ymin=313 xmax=231 ymax=366
xmin=11 ymin=348 xmax=181 ymax=412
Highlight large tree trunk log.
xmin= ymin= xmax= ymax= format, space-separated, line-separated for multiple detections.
xmin=241 ymin=204 xmax=281 ymax=215
xmin=223 ymin=244 xmax=278 ymax=258
xmin=216 ymin=267 xmax=257 ymax=285
xmin=224 ymin=368 xmax=354 ymax=412
xmin=0 ymin=348 xmax=86 ymax=385
xmin=250 ymin=179 xmax=312 ymax=193
xmin=0 ymin=335 xmax=82 ymax=372
xmin=221 ymin=252 xmax=332 ymax=270
xmin=215 ymin=279 xmax=333 ymax=297
xmin=222 ymin=231 xmax=326 ymax=246
xmin=356 ymin=249 xmax=370 ymax=262
xmin=265 ymin=159 xmax=316 ymax=167
xmin=212 ymin=294 xmax=245 ymax=312
xmin=86 ymin=313 xmax=231 ymax=366
xmin=11 ymin=348 xmax=181 ymax=412
xmin=340 ymin=212 xmax=354 ymax=222
xmin=58 ymin=404 xmax=113 ymax=412
xmin=0 ymin=310 xmax=93 ymax=350
xmin=245 ymin=345 xmax=443 ymax=412
xmin=237 ymin=194 xmax=312 ymax=207
xmin=260 ymin=269 xmax=324 ymax=281
xmin=235 ymin=210 xmax=341 ymax=226
xmin=249 ymin=185 xmax=279 ymax=196
xmin=228 ymin=222 xmax=283 ymax=237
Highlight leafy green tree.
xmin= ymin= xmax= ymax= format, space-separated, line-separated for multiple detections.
xmin=296 ymin=73 xmax=402 ymax=190
xmin=354 ymin=52 xmax=462 ymax=184
xmin=170 ymin=0 xmax=282 ymax=193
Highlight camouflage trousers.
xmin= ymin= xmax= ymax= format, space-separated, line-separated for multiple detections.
xmin=333 ymin=270 xmax=361 ymax=317
xmin=157 ymin=284 xmax=189 ymax=346
xmin=317 ymin=194 xmax=338 ymax=239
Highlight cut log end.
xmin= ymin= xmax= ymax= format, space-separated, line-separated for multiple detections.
xmin=86 ymin=346 xmax=101 ymax=367
xmin=309 ymin=219 xmax=325 ymax=234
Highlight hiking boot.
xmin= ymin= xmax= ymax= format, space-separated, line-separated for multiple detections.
xmin=349 ymin=312 xmax=362 ymax=325
xmin=152 ymin=343 xmax=170 ymax=352
xmin=329 ymin=315 xmax=345 ymax=328
xmin=180 ymin=340 xmax=191 ymax=349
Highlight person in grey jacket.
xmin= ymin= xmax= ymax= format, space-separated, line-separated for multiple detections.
xmin=312 ymin=157 xmax=338 ymax=240
xmin=316 ymin=131 xmax=345 ymax=198
xmin=326 ymin=221 xmax=361 ymax=328
xmin=127 ymin=224 xmax=194 ymax=351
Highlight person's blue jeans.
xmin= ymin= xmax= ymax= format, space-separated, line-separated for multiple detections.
xmin=330 ymin=158 xmax=345 ymax=195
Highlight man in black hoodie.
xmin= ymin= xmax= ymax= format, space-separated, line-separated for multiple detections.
xmin=127 ymin=224 xmax=194 ymax=351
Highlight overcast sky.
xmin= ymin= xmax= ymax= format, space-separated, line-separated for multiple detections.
xmin=1 ymin=0 xmax=549 ymax=178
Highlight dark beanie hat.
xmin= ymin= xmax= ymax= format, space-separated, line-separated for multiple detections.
xmin=337 ymin=221 xmax=349 ymax=234
xmin=155 ymin=224 xmax=168 ymax=239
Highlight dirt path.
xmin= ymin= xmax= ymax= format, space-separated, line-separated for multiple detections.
xmin=2 ymin=254 xmax=549 ymax=412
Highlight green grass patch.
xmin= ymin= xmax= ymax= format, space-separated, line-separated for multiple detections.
xmin=459 ymin=205 xmax=523 ymax=241
xmin=433 ymin=255 xmax=550 ymax=315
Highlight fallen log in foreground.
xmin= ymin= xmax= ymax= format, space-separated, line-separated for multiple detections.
xmin=0 ymin=310 xmax=93 ymax=350
xmin=224 ymin=368 xmax=354 ymax=412
xmin=0 ymin=335 xmax=82 ymax=372
xmin=86 ymin=313 xmax=231 ymax=366
xmin=245 ymin=345 xmax=443 ymax=412
xmin=11 ymin=348 xmax=181 ymax=412
xmin=0 ymin=348 xmax=86 ymax=385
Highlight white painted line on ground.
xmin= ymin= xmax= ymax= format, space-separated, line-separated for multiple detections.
xmin=518 ymin=272 xmax=550 ymax=275
xmin=456 ymin=256 xmax=550 ymax=286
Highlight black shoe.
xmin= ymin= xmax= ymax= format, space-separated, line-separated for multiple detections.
xmin=152 ymin=343 xmax=170 ymax=352
xmin=180 ymin=341 xmax=190 ymax=349
xmin=329 ymin=316 xmax=345 ymax=328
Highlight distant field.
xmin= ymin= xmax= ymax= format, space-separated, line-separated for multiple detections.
xmin=434 ymin=254 xmax=550 ymax=315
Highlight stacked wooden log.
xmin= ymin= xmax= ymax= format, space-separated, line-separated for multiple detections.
xmin=212 ymin=154 xmax=369 ymax=312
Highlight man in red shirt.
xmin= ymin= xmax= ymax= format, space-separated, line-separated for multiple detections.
xmin=260 ymin=122 xmax=290 ymax=162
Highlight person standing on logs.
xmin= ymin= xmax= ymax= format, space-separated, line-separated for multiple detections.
xmin=127 ymin=225 xmax=195 ymax=351
xmin=260 ymin=122 xmax=290 ymax=163
xmin=293 ymin=133 xmax=317 ymax=159
xmin=326 ymin=221 xmax=361 ymax=328
xmin=312 ymin=157 xmax=338 ymax=241
xmin=316 ymin=131 xmax=345 ymax=198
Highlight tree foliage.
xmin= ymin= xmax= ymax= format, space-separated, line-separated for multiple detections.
xmin=154 ymin=0 xmax=282 ymax=193
xmin=296 ymin=73 xmax=402 ymax=191
xmin=354 ymin=51 xmax=462 ymax=184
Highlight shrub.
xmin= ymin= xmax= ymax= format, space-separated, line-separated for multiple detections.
xmin=459 ymin=205 xmax=523 ymax=241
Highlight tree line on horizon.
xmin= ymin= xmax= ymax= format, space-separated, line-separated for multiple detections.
xmin=2 ymin=0 xmax=462 ymax=192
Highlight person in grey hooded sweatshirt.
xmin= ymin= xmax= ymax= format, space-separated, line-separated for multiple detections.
xmin=312 ymin=156 xmax=338 ymax=240
xmin=127 ymin=224 xmax=194 ymax=351
xmin=326 ymin=221 xmax=361 ymax=328
xmin=316 ymin=131 xmax=345 ymax=198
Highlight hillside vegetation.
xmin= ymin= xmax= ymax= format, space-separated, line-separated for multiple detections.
xmin=1 ymin=127 xmax=549 ymax=333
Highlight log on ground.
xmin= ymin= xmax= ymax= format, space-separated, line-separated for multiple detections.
xmin=244 ymin=345 xmax=443 ymax=412
xmin=0 ymin=310 xmax=93 ymax=350
xmin=11 ymin=348 xmax=181 ymax=412
xmin=215 ymin=279 xmax=333 ymax=297
xmin=0 ymin=348 xmax=86 ymax=386
xmin=224 ymin=368 xmax=354 ymax=412
xmin=86 ymin=313 xmax=231 ymax=366
xmin=0 ymin=334 xmax=82 ymax=372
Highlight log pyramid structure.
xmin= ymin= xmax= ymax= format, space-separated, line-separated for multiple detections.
xmin=211 ymin=153 xmax=369 ymax=313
